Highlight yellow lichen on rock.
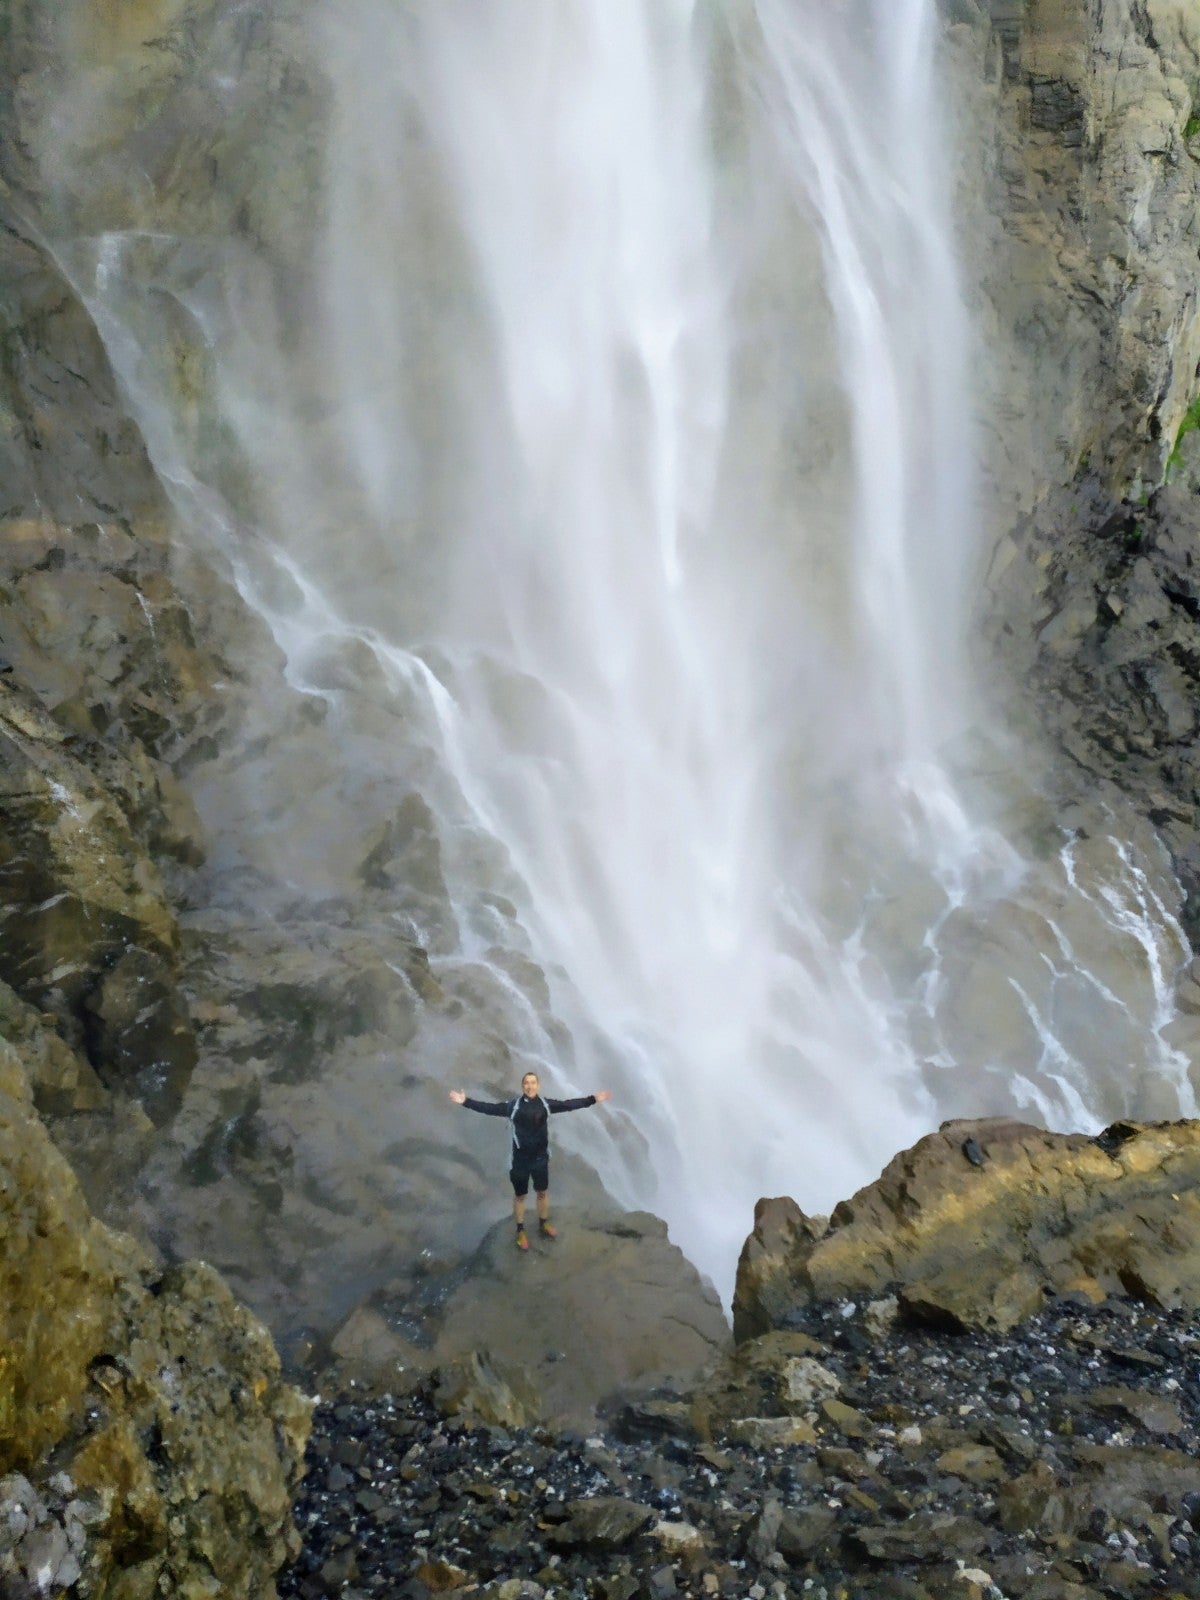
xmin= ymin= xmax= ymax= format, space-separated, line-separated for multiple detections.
xmin=735 ymin=1118 xmax=1200 ymax=1338
xmin=0 ymin=1036 xmax=310 ymax=1596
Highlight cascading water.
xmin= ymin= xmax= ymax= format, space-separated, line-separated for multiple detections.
xmin=30 ymin=0 xmax=1200 ymax=1302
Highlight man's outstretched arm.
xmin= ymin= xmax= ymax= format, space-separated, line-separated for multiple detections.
xmin=448 ymin=1090 xmax=514 ymax=1115
xmin=547 ymin=1090 xmax=613 ymax=1112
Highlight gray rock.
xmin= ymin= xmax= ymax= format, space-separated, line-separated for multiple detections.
xmin=15 ymin=1522 xmax=69 ymax=1592
xmin=545 ymin=1496 xmax=655 ymax=1550
xmin=777 ymin=1503 xmax=837 ymax=1559
xmin=422 ymin=1210 xmax=728 ymax=1429
xmin=433 ymin=1350 xmax=538 ymax=1430
xmin=849 ymin=1512 xmax=990 ymax=1562
xmin=743 ymin=1496 xmax=783 ymax=1563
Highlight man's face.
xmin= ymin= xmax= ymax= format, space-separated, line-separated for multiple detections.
xmin=522 ymin=1073 xmax=540 ymax=1098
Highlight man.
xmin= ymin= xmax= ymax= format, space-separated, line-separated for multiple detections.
xmin=449 ymin=1071 xmax=613 ymax=1250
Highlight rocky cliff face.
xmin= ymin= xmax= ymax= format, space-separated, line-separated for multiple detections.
xmin=0 ymin=1009 xmax=310 ymax=1598
xmin=948 ymin=0 xmax=1200 ymax=511
xmin=935 ymin=0 xmax=1200 ymax=954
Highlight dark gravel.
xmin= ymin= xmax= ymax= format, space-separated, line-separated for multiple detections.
xmin=279 ymin=1296 xmax=1200 ymax=1600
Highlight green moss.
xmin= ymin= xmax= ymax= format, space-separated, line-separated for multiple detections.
xmin=1186 ymin=115 xmax=1200 ymax=140
xmin=1167 ymin=392 xmax=1200 ymax=475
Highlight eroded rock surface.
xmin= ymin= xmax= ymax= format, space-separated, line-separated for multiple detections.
xmin=324 ymin=1209 xmax=729 ymax=1431
xmin=0 ymin=1027 xmax=310 ymax=1598
xmin=733 ymin=1117 xmax=1200 ymax=1339
xmin=948 ymin=0 xmax=1200 ymax=508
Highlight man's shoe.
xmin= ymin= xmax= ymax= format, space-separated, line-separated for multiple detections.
xmin=515 ymin=1227 xmax=529 ymax=1251
xmin=538 ymin=1220 xmax=557 ymax=1239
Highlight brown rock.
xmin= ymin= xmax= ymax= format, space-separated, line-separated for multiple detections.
xmin=0 ymin=1035 xmax=310 ymax=1597
xmin=545 ymin=1496 xmax=655 ymax=1550
xmin=935 ymin=1444 xmax=1009 ymax=1485
xmin=1070 ymin=1385 xmax=1183 ymax=1438
xmin=732 ymin=1195 xmax=823 ymax=1342
xmin=735 ymin=1118 xmax=1200 ymax=1334
xmin=426 ymin=1211 xmax=729 ymax=1429
xmin=433 ymin=1349 xmax=538 ymax=1430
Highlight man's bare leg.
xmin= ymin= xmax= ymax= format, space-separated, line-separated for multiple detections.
xmin=536 ymin=1190 xmax=556 ymax=1237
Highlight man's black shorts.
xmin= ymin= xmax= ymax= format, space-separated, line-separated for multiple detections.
xmin=510 ymin=1155 xmax=549 ymax=1196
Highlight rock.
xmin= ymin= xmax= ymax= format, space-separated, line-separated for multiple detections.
xmin=732 ymin=1196 xmax=823 ymax=1341
xmin=782 ymin=1356 xmax=842 ymax=1410
xmin=0 ymin=1036 xmax=310 ymax=1596
xmin=545 ymin=1496 xmax=655 ymax=1550
xmin=1067 ymin=1441 xmax=1200 ymax=1522
xmin=735 ymin=1118 xmax=1200 ymax=1334
xmin=642 ymin=1568 xmax=676 ymax=1600
xmin=952 ymin=0 xmax=1200 ymax=501
xmin=0 ymin=978 xmax=108 ymax=1117
xmin=327 ymin=1306 xmax=432 ymax=1394
xmin=996 ymin=1462 xmax=1070 ymax=1537
xmin=849 ymin=1513 xmax=990 ymax=1563
xmin=415 ymin=1559 xmax=470 ymax=1592
xmin=776 ymin=1503 xmax=837 ymax=1559
xmin=424 ymin=1211 xmax=728 ymax=1429
xmin=862 ymin=1296 xmax=899 ymax=1340
xmin=652 ymin=1519 xmax=706 ymax=1556
xmin=742 ymin=1496 xmax=782 ymax=1562
xmin=433 ymin=1350 xmax=538 ymax=1430
xmin=81 ymin=943 xmax=196 ymax=1125
xmin=692 ymin=1330 xmax=827 ymax=1433
xmin=0 ymin=678 xmax=193 ymax=1118
xmin=935 ymin=1444 xmax=1008 ymax=1485
xmin=1071 ymin=1385 xmax=1183 ymax=1438
xmin=819 ymin=1398 xmax=869 ymax=1438
xmin=612 ymin=1398 xmax=698 ymax=1446
xmin=726 ymin=1417 xmax=818 ymax=1448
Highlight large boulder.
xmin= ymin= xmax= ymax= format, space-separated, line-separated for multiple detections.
xmin=328 ymin=1209 xmax=730 ymax=1429
xmin=734 ymin=1117 xmax=1200 ymax=1336
xmin=0 ymin=1027 xmax=310 ymax=1598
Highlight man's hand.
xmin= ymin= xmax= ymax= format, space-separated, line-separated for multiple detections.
xmin=448 ymin=1089 xmax=466 ymax=1104
xmin=594 ymin=1089 xmax=613 ymax=1103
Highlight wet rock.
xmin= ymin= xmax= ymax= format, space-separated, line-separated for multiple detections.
xmin=935 ymin=1443 xmax=1008 ymax=1484
xmin=422 ymin=1211 xmax=728 ymax=1429
xmin=735 ymin=1118 xmax=1200 ymax=1335
xmin=281 ymin=1289 xmax=1200 ymax=1600
xmin=850 ymin=1512 xmax=991 ymax=1563
xmin=952 ymin=0 xmax=1200 ymax=502
xmin=544 ymin=1496 xmax=655 ymax=1549
xmin=1070 ymin=1386 xmax=1183 ymax=1439
xmin=433 ymin=1350 xmax=538 ymax=1430
xmin=0 ymin=678 xmax=193 ymax=1115
xmin=0 ymin=1035 xmax=310 ymax=1597
xmin=782 ymin=1356 xmax=842 ymax=1410
xmin=692 ymin=1330 xmax=827 ymax=1434
xmin=651 ymin=1519 xmax=705 ymax=1556
xmin=777 ymin=1502 xmax=837 ymax=1558
xmin=742 ymin=1495 xmax=782 ymax=1562
xmin=732 ymin=1195 xmax=823 ymax=1341
xmin=415 ymin=1558 xmax=471 ymax=1591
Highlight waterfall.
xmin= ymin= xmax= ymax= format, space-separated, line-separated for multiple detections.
xmin=33 ymin=0 xmax=1199 ymax=1302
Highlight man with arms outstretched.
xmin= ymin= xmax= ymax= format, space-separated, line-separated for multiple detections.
xmin=449 ymin=1071 xmax=613 ymax=1250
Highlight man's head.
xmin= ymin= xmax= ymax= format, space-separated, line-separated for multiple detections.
xmin=521 ymin=1071 xmax=540 ymax=1098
